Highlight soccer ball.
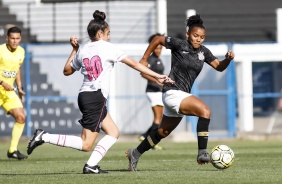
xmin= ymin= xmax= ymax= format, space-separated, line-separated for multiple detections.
xmin=210 ymin=145 xmax=235 ymax=170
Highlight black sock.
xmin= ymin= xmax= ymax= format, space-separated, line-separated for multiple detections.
xmin=150 ymin=123 xmax=159 ymax=131
xmin=143 ymin=123 xmax=159 ymax=137
xmin=142 ymin=122 xmax=159 ymax=138
xmin=137 ymin=129 xmax=163 ymax=154
xmin=142 ymin=127 xmax=152 ymax=138
xmin=197 ymin=117 xmax=210 ymax=150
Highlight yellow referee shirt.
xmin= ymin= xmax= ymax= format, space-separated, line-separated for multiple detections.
xmin=0 ymin=43 xmax=25 ymax=87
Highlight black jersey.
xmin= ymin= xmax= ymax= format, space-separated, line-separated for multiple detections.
xmin=163 ymin=37 xmax=217 ymax=93
xmin=146 ymin=54 xmax=165 ymax=92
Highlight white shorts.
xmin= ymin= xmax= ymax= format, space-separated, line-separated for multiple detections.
xmin=146 ymin=92 xmax=164 ymax=107
xmin=162 ymin=90 xmax=193 ymax=117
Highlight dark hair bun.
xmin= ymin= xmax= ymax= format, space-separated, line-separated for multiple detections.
xmin=93 ymin=10 xmax=106 ymax=21
xmin=186 ymin=14 xmax=203 ymax=27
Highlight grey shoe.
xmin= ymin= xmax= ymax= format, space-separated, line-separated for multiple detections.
xmin=197 ymin=149 xmax=210 ymax=164
xmin=126 ymin=149 xmax=139 ymax=171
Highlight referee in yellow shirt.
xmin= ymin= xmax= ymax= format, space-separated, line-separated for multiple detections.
xmin=0 ymin=26 xmax=28 ymax=159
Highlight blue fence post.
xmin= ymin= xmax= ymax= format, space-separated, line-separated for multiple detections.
xmin=227 ymin=43 xmax=237 ymax=137
xmin=24 ymin=44 xmax=31 ymax=137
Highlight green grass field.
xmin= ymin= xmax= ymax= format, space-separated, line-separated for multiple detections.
xmin=0 ymin=139 xmax=281 ymax=184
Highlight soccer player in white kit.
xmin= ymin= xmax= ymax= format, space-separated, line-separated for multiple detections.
xmin=27 ymin=10 xmax=174 ymax=174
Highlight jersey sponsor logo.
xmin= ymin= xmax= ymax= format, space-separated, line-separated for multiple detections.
xmin=2 ymin=70 xmax=17 ymax=78
xmin=83 ymin=55 xmax=103 ymax=81
xmin=182 ymin=51 xmax=189 ymax=54
xmin=198 ymin=51 xmax=205 ymax=60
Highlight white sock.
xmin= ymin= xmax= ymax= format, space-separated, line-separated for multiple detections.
xmin=86 ymin=135 xmax=117 ymax=166
xmin=42 ymin=133 xmax=83 ymax=150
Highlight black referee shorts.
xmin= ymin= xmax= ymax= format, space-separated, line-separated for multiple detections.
xmin=77 ymin=90 xmax=107 ymax=132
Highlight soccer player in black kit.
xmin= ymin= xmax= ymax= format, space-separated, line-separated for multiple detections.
xmin=138 ymin=33 xmax=165 ymax=150
xmin=126 ymin=14 xmax=235 ymax=171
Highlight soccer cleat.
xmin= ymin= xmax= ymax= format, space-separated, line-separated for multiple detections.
xmin=27 ymin=129 xmax=46 ymax=155
xmin=7 ymin=150 xmax=28 ymax=160
xmin=126 ymin=149 xmax=139 ymax=172
xmin=83 ymin=164 xmax=108 ymax=174
xmin=197 ymin=149 xmax=211 ymax=164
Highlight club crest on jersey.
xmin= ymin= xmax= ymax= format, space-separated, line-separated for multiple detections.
xmin=167 ymin=37 xmax=171 ymax=43
xmin=198 ymin=51 xmax=205 ymax=60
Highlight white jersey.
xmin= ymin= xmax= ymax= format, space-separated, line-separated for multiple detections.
xmin=71 ymin=40 xmax=127 ymax=98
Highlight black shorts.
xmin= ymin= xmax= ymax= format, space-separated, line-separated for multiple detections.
xmin=77 ymin=90 xmax=107 ymax=132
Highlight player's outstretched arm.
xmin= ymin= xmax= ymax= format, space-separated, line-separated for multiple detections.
xmin=122 ymin=56 xmax=174 ymax=85
xmin=210 ymin=50 xmax=235 ymax=72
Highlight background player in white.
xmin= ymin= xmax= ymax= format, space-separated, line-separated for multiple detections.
xmin=27 ymin=10 xmax=173 ymax=174
xmin=126 ymin=14 xmax=235 ymax=171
